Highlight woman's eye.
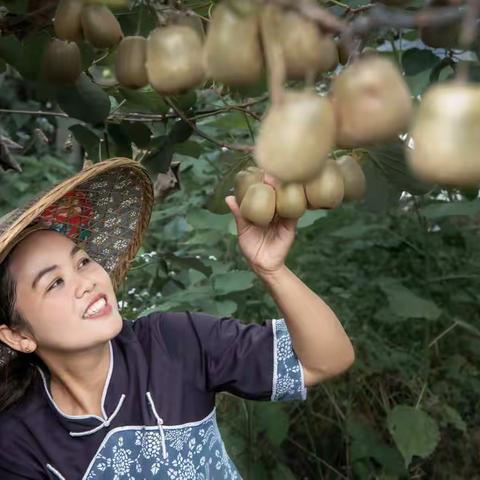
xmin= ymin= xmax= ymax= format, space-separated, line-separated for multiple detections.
xmin=79 ymin=257 xmax=91 ymax=268
xmin=47 ymin=278 xmax=63 ymax=292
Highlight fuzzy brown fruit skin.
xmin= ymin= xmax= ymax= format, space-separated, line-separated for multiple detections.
xmin=171 ymin=12 xmax=205 ymax=41
xmin=234 ymin=167 xmax=264 ymax=206
xmin=332 ymin=55 xmax=412 ymax=148
xmin=240 ymin=183 xmax=276 ymax=227
xmin=277 ymin=10 xmax=338 ymax=79
xmin=54 ymin=0 xmax=84 ymax=42
xmin=115 ymin=36 xmax=148 ymax=89
xmin=255 ymin=91 xmax=336 ymax=183
xmin=275 ymin=183 xmax=307 ymax=219
xmin=420 ymin=22 xmax=461 ymax=49
xmin=407 ymin=83 xmax=480 ymax=186
xmin=337 ymin=156 xmax=366 ymax=201
xmin=204 ymin=3 xmax=263 ymax=86
xmin=146 ymin=25 xmax=204 ymax=95
xmin=305 ymin=159 xmax=344 ymax=209
xmin=42 ymin=39 xmax=82 ymax=85
xmin=81 ymin=4 xmax=123 ymax=49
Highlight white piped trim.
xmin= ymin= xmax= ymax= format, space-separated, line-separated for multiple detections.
xmin=70 ymin=394 xmax=126 ymax=437
xmin=271 ymin=319 xmax=279 ymax=401
xmin=46 ymin=463 xmax=66 ymax=480
xmin=37 ymin=342 xmax=114 ymax=422
xmin=146 ymin=392 xmax=168 ymax=459
xmin=81 ymin=408 xmax=218 ymax=480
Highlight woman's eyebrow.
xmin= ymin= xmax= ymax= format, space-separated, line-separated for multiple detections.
xmin=31 ymin=244 xmax=82 ymax=290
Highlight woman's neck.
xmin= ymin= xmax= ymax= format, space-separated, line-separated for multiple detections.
xmin=43 ymin=343 xmax=111 ymax=418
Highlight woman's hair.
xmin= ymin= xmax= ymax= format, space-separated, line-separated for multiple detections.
xmin=0 ymin=254 xmax=40 ymax=413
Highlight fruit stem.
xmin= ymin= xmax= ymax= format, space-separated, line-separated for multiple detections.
xmin=260 ymin=4 xmax=286 ymax=106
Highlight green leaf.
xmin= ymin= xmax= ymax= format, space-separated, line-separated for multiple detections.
xmin=107 ymin=124 xmax=133 ymax=158
xmin=120 ymin=122 xmax=152 ymax=148
xmin=56 ymin=74 xmax=111 ymax=125
xmin=117 ymin=87 xmax=169 ymax=114
xmin=420 ymin=200 xmax=480 ymax=219
xmin=255 ymin=403 xmax=290 ymax=447
xmin=0 ymin=35 xmax=21 ymax=67
xmin=168 ymin=119 xmax=193 ymax=144
xmin=186 ymin=209 xmax=232 ymax=231
xmin=297 ymin=210 xmax=327 ymax=229
xmin=271 ymin=464 xmax=297 ymax=480
xmin=379 ymin=278 xmax=442 ymax=320
xmin=402 ymin=49 xmax=441 ymax=96
xmin=69 ymin=124 xmax=104 ymax=161
xmin=387 ymin=405 xmax=440 ymax=467
xmin=364 ymin=143 xmax=433 ymax=195
xmin=440 ymin=404 xmax=467 ymax=433
xmin=16 ymin=30 xmax=50 ymax=80
xmin=362 ymin=160 xmax=402 ymax=214
xmin=213 ymin=271 xmax=256 ymax=295
xmin=174 ymin=140 xmax=204 ymax=158
xmin=143 ymin=140 xmax=175 ymax=175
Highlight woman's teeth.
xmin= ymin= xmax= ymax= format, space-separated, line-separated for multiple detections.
xmin=84 ymin=297 xmax=107 ymax=318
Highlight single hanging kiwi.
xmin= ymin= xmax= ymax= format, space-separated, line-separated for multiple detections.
xmin=337 ymin=155 xmax=366 ymax=201
xmin=81 ymin=4 xmax=123 ymax=49
xmin=407 ymin=83 xmax=480 ymax=186
xmin=234 ymin=167 xmax=264 ymax=205
xmin=331 ymin=55 xmax=412 ymax=148
xmin=42 ymin=39 xmax=82 ymax=85
xmin=255 ymin=91 xmax=336 ymax=183
xmin=146 ymin=25 xmax=204 ymax=95
xmin=115 ymin=36 xmax=148 ymax=89
xmin=54 ymin=0 xmax=84 ymax=42
xmin=240 ymin=183 xmax=276 ymax=227
xmin=276 ymin=9 xmax=338 ymax=80
xmin=275 ymin=183 xmax=307 ymax=219
xmin=305 ymin=159 xmax=344 ymax=209
xmin=204 ymin=2 xmax=263 ymax=86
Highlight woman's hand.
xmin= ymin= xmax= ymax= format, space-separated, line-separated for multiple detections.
xmin=225 ymin=177 xmax=297 ymax=276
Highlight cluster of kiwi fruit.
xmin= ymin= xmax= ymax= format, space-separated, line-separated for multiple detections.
xmin=234 ymin=156 xmax=366 ymax=227
xmin=43 ymin=0 xmax=123 ymax=85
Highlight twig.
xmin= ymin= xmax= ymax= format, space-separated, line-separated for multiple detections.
xmin=164 ymin=97 xmax=254 ymax=152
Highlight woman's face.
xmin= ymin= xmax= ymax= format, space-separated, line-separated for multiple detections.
xmin=6 ymin=230 xmax=122 ymax=354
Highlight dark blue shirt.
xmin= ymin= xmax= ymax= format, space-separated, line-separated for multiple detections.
xmin=0 ymin=311 xmax=306 ymax=479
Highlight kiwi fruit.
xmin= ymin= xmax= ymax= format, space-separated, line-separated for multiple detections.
xmin=275 ymin=183 xmax=307 ymax=219
xmin=255 ymin=91 xmax=336 ymax=183
xmin=277 ymin=9 xmax=338 ymax=79
xmin=305 ymin=159 xmax=344 ymax=209
xmin=146 ymin=25 xmax=204 ymax=95
xmin=54 ymin=0 xmax=84 ymax=42
xmin=42 ymin=39 xmax=82 ymax=85
xmin=204 ymin=2 xmax=263 ymax=86
xmin=407 ymin=83 xmax=480 ymax=186
xmin=234 ymin=167 xmax=264 ymax=205
xmin=81 ymin=4 xmax=123 ymax=49
xmin=240 ymin=183 xmax=276 ymax=227
xmin=337 ymin=155 xmax=366 ymax=201
xmin=331 ymin=55 xmax=412 ymax=148
xmin=170 ymin=11 xmax=205 ymax=41
xmin=115 ymin=36 xmax=148 ymax=89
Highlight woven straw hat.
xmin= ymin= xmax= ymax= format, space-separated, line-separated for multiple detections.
xmin=0 ymin=157 xmax=154 ymax=288
xmin=0 ymin=157 xmax=154 ymax=367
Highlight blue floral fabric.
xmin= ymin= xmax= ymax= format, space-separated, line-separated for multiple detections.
xmin=85 ymin=411 xmax=239 ymax=480
xmin=271 ymin=319 xmax=307 ymax=402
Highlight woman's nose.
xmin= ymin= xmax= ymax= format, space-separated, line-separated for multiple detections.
xmin=75 ymin=273 xmax=96 ymax=298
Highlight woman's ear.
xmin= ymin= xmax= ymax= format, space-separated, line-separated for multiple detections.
xmin=0 ymin=325 xmax=36 ymax=354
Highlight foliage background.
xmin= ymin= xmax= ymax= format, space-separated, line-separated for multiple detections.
xmin=1 ymin=0 xmax=480 ymax=478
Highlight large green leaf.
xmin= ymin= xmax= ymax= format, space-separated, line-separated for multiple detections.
xmin=379 ymin=278 xmax=442 ymax=320
xmin=362 ymin=160 xmax=402 ymax=213
xmin=364 ymin=143 xmax=433 ymax=195
xmin=420 ymin=200 xmax=480 ymax=219
xmin=213 ymin=271 xmax=256 ymax=295
xmin=69 ymin=124 xmax=105 ymax=162
xmin=255 ymin=403 xmax=290 ymax=447
xmin=402 ymin=48 xmax=441 ymax=96
xmin=387 ymin=405 xmax=440 ymax=467
xmin=56 ymin=74 xmax=111 ymax=125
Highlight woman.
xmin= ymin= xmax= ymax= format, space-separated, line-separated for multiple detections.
xmin=0 ymin=158 xmax=354 ymax=479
